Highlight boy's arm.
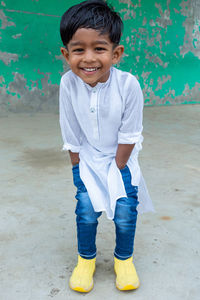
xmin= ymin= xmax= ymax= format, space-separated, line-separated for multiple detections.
xmin=116 ymin=78 xmax=144 ymax=169
xmin=69 ymin=151 xmax=80 ymax=166
xmin=59 ymin=78 xmax=82 ymax=162
xmin=115 ymin=144 xmax=135 ymax=169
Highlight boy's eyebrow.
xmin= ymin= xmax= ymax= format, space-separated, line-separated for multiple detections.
xmin=94 ymin=40 xmax=110 ymax=45
xmin=69 ymin=40 xmax=110 ymax=47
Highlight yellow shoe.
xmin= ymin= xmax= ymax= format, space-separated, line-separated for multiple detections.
xmin=114 ymin=256 xmax=140 ymax=291
xmin=69 ymin=255 xmax=96 ymax=293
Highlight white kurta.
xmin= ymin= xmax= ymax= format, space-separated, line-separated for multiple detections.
xmin=59 ymin=67 xmax=154 ymax=219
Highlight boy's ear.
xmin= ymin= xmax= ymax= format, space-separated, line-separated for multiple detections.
xmin=60 ymin=47 xmax=69 ymax=63
xmin=112 ymin=45 xmax=124 ymax=64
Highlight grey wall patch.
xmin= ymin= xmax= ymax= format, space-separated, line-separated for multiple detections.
xmin=179 ymin=0 xmax=200 ymax=59
xmin=0 ymin=51 xmax=19 ymax=65
xmin=0 ymin=9 xmax=15 ymax=29
xmin=1 ymin=72 xmax=59 ymax=113
xmin=156 ymin=75 xmax=172 ymax=91
xmin=118 ymin=0 xmax=135 ymax=8
xmin=12 ymin=33 xmax=22 ymax=39
xmin=55 ymin=54 xmax=70 ymax=75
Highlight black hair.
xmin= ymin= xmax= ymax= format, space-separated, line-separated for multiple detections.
xmin=60 ymin=0 xmax=123 ymax=47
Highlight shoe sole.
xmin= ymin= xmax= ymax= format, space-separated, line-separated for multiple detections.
xmin=116 ymin=281 xmax=140 ymax=291
xmin=69 ymin=281 xmax=94 ymax=293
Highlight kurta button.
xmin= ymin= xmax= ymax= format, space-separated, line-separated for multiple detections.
xmin=93 ymin=89 xmax=97 ymax=93
xmin=90 ymin=107 xmax=95 ymax=113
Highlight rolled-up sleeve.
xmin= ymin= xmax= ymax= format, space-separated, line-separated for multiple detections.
xmin=118 ymin=79 xmax=144 ymax=144
xmin=59 ymin=79 xmax=82 ymax=153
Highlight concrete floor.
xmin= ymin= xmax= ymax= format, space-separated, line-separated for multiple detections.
xmin=0 ymin=105 xmax=200 ymax=300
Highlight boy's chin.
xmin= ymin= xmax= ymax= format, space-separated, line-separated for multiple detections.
xmin=82 ymin=79 xmax=97 ymax=87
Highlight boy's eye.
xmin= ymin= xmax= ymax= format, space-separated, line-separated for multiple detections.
xmin=95 ymin=47 xmax=106 ymax=51
xmin=73 ymin=48 xmax=84 ymax=52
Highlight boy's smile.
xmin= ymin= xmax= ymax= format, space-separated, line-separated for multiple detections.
xmin=61 ymin=28 xmax=124 ymax=87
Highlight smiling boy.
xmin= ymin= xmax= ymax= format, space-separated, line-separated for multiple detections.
xmin=59 ymin=0 xmax=153 ymax=293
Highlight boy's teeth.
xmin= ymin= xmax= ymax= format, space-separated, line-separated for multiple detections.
xmin=84 ymin=68 xmax=97 ymax=71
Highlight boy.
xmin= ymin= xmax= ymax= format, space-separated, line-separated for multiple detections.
xmin=59 ymin=0 xmax=153 ymax=293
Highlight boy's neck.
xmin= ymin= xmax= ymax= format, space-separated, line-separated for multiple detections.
xmin=75 ymin=67 xmax=113 ymax=88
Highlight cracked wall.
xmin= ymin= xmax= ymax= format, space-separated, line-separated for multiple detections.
xmin=0 ymin=0 xmax=200 ymax=113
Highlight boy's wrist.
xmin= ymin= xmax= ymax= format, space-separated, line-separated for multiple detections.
xmin=71 ymin=157 xmax=80 ymax=165
xmin=115 ymin=144 xmax=135 ymax=170
xmin=116 ymin=161 xmax=126 ymax=170
xmin=69 ymin=151 xmax=80 ymax=166
xmin=72 ymin=161 xmax=79 ymax=166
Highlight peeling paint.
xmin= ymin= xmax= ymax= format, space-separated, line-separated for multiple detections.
xmin=12 ymin=33 xmax=22 ymax=39
xmin=120 ymin=8 xmax=136 ymax=20
xmin=54 ymin=54 xmax=70 ymax=75
xmin=5 ymin=8 xmax=60 ymax=18
xmin=155 ymin=75 xmax=171 ymax=91
xmin=0 ymin=50 xmax=18 ymax=65
xmin=142 ymin=16 xmax=147 ymax=26
xmin=1 ymin=72 xmax=59 ymax=113
xmin=118 ymin=0 xmax=135 ymax=8
xmin=144 ymin=49 xmax=168 ymax=68
xmin=0 ymin=9 xmax=15 ymax=28
xmin=155 ymin=1 xmax=172 ymax=29
xmin=179 ymin=0 xmax=200 ymax=58
xmin=142 ymin=81 xmax=200 ymax=105
xmin=0 ymin=75 xmax=5 ymax=83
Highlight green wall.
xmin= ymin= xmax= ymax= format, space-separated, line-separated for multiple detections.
xmin=0 ymin=0 xmax=200 ymax=113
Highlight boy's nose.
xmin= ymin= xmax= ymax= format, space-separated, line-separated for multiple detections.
xmin=83 ymin=50 xmax=96 ymax=62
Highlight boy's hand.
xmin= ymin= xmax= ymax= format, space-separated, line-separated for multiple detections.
xmin=115 ymin=144 xmax=135 ymax=169
xmin=69 ymin=151 xmax=80 ymax=166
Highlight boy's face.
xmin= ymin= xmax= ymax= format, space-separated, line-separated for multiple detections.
xmin=61 ymin=28 xmax=124 ymax=87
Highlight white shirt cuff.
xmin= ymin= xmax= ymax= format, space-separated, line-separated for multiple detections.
xmin=118 ymin=131 xmax=141 ymax=144
xmin=62 ymin=143 xmax=80 ymax=153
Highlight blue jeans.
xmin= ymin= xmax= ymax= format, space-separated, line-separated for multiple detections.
xmin=72 ymin=164 xmax=139 ymax=260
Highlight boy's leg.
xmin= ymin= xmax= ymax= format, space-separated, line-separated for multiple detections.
xmin=70 ymin=164 xmax=101 ymax=292
xmin=114 ymin=166 xmax=138 ymax=260
xmin=72 ymin=164 xmax=102 ymax=259
xmin=113 ymin=166 xmax=140 ymax=290
xmin=114 ymin=194 xmax=138 ymax=260
xmin=75 ymin=191 xmax=102 ymax=259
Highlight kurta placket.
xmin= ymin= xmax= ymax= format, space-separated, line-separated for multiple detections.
xmin=89 ymin=87 xmax=99 ymax=140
